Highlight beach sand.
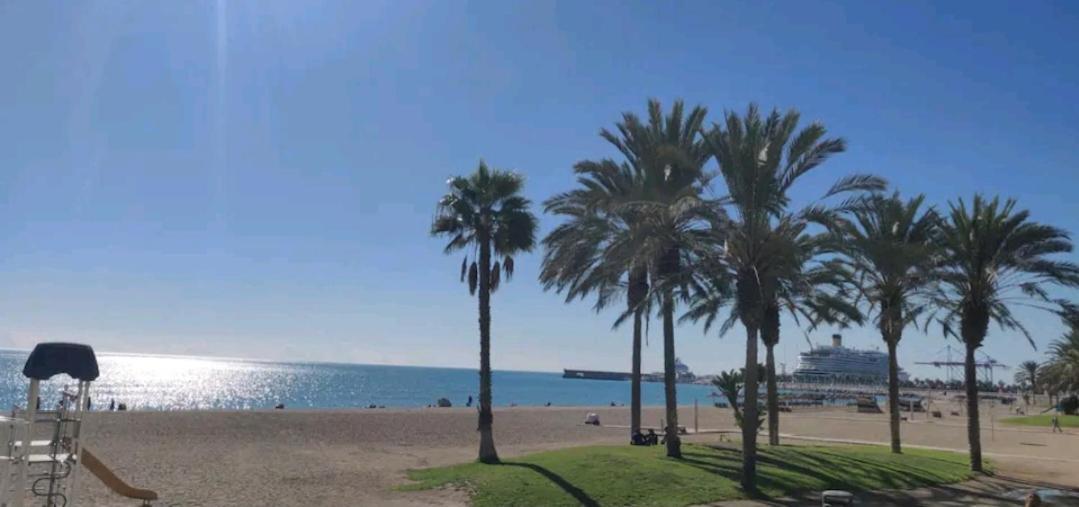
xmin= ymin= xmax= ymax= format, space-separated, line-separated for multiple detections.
xmin=68 ymin=403 xmax=1078 ymax=506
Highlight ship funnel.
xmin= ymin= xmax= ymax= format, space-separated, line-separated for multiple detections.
xmin=832 ymin=334 xmax=842 ymax=348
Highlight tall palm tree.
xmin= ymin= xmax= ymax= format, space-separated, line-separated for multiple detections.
xmin=1015 ymin=360 xmax=1041 ymax=404
xmin=545 ymin=99 xmax=716 ymax=457
xmin=700 ymin=104 xmax=882 ymax=489
xmin=591 ymin=99 xmax=718 ymax=459
xmin=541 ymin=159 xmax=654 ymax=440
xmin=936 ymin=195 xmax=1079 ymax=472
xmin=761 ymin=224 xmax=863 ymax=445
xmin=831 ymin=193 xmax=940 ymax=454
xmin=685 ymin=216 xmax=862 ymax=446
xmin=431 ymin=161 xmax=538 ymax=464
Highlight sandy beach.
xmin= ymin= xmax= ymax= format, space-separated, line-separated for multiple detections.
xmin=67 ymin=402 xmax=1079 ymax=506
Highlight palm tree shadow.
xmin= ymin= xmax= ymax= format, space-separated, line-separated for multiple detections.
xmin=501 ymin=462 xmax=599 ymax=507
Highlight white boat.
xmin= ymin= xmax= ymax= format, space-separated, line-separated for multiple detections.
xmin=793 ymin=334 xmax=908 ymax=384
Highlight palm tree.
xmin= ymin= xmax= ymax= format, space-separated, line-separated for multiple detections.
xmin=685 ymin=216 xmax=862 ymax=446
xmin=1015 ymin=360 xmax=1041 ymax=404
xmin=606 ymin=99 xmax=720 ymax=458
xmin=700 ymin=104 xmax=882 ymax=489
xmin=936 ymin=195 xmax=1079 ymax=472
xmin=547 ymin=99 xmax=717 ymax=458
xmin=1042 ymin=326 xmax=1079 ymax=397
xmin=541 ymin=159 xmax=653 ymax=441
xmin=831 ymin=193 xmax=940 ymax=454
xmin=761 ymin=224 xmax=863 ymax=445
xmin=712 ymin=366 xmax=765 ymax=430
xmin=431 ymin=161 xmax=538 ymax=464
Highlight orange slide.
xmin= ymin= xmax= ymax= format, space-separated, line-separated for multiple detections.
xmin=80 ymin=447 xmax=159 ymax=504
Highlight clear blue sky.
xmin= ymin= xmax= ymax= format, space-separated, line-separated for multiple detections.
xmin=2 ymin=1 xmax=1078 ymax=380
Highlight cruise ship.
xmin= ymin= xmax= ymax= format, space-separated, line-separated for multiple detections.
xmin=793 ymin=334 xmax=908 ymax=383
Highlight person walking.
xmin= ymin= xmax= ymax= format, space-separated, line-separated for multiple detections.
xmin=1051 ymin=414 xmax=1063 ymax=434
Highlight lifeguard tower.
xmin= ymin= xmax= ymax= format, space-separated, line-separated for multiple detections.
xmin=0 ymin=343 xmax=157 ymax=506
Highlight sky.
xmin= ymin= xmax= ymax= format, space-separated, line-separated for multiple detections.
xmin=1 ymin=1 xmax=1078 ymax=380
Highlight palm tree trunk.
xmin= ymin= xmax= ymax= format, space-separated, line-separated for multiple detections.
xmin=887 ymin=339 xmax=901 ymax=454
xmin=765 ymin=344 xmax=779 ymax=446
xmin=477 ymin=236 xmax=499 ymax=464
xmin=742 ymin=324 xmax=759 ymax=491
xmin=662 ymin=292 xmax=681 ymax=458
xmin=964 ymin=343 xmax=982 ymax=472
xmin=631 ymin=308 xmax=643 ymax=441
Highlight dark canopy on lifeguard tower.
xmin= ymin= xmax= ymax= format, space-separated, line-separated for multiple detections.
xmin=22 ymin=342 xmax=100 ymax=381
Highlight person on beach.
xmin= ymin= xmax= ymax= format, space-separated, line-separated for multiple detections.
xmin=466 ymin=395 xmax=472 ymax=407
xmin=109 ymin=399 xmax=115 ymax=411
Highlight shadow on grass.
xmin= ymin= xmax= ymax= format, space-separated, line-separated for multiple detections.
xmin=687 ymin=444 xmax=971 ymax=500
xmin=501 ymin=462 xmax=599 ymax=507
xmin=679 ymin=449 xmax=787 ymax=499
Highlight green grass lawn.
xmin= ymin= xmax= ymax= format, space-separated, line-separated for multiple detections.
xmin=1001 ymin=413 xmax=1079 ymax=428
xmin=403 ymin=444 xmax=977 ymax=507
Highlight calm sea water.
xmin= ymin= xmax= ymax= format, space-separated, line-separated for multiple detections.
xmin=0 ymin=349 xmax=717 ymax=411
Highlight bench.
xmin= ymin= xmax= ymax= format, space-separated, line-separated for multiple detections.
xmin=822 ymin=490 xmax=855 ymax=506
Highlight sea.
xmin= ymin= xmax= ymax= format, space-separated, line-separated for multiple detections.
xmin=0 ymin=349 xmax=718 ymax=411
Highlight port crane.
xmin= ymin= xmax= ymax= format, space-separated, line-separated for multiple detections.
xmin=914 ymin=344 xmax=1007 ymax=384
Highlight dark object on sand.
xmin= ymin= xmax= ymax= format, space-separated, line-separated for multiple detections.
xmin=274 ymin=403 xmax=285 ymax=410
xmin=631 ymin=429 xmax=658 ymax=446
xmin=856 ymin=397 xmax=882 ymax=414
xmin=436 ymin=398 xmax=452 ymax=408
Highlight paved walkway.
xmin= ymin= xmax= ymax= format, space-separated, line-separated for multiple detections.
xmin=773 ymin=432 xmax=1079 ymax=466
xmin=709 ymin=476 xmax=1079 ymax=506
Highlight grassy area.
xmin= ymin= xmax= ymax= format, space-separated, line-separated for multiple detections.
xmin=403 ymin=444 xmax=977 ymax=507
xmin=1001 ymin=413 xmax=1079 ymax=428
